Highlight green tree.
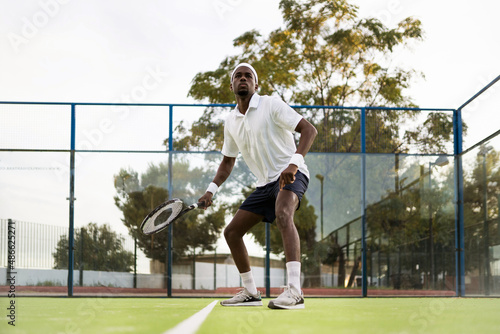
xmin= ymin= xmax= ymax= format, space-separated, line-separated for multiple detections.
xmin=113 ymin=160 xmax=226 ymax=265
xmin=184 ymin=0 xmax=457 ymax=156
xmin=179 ymin=0 xmax=457 ymax=262
xmin=462 ymin=146 xmax=500 ymax=284
xmin=164 ymin=0 xmax=466 ymax=289
xmin=53 ymin=223 xmax=134 ymax=272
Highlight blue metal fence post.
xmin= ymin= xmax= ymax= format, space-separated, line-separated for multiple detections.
xmin=360 ymin=108 xmax=368 ymax=297
xmin=453 ymin=108 xmax=465 ymax=296
xmin=67 ymin=104 xmax=76 ymax=297
xmin=167 ymin=105 xmax=174 ymax=297
xmin=265 ymin=222 xmax=271 ymax=298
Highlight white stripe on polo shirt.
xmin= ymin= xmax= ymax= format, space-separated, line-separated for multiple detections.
xmin=221 ymin=93 xmax=310 ymax=187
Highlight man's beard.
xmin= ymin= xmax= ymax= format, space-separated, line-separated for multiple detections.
xmin=237 ymin=89 xmax=249 ymax=97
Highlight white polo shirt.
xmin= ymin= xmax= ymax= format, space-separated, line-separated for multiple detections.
xmin=221 ymin=93 xmax=310 ymax=187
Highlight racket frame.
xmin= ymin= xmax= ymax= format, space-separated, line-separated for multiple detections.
xmin=140 ymin=198 xmax=204 ymax=235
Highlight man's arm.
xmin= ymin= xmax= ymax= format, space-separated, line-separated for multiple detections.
xmin=294 ymin=118 xmax=318 ymax=157
xmin=279 ymin=118 xmax=317 ymax=190
xmin=199 ymin=155 xmax=236 ymax=208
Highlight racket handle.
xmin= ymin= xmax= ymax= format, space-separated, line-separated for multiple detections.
xmin=194 ymin=201 xmax=206 ymax=209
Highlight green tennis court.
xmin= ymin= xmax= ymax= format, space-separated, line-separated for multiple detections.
xmin=2 ymin=297 xmax=499 ymax=333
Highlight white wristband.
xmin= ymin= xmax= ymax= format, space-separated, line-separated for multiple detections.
xmin=206 ymin=182 xmax=219 ymax=195
xmin=289 ymin=153 xmax=304 ymax=167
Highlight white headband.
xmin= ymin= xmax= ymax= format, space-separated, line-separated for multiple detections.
xmin=231 ymin=63 xmax=258 ymax=84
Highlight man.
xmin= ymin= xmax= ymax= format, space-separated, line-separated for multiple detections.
xmin=199 ymin=63 xmax=317 ymax=310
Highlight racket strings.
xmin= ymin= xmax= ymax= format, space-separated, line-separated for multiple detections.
xmin=142 ymin=201 xmax=184 ymax=234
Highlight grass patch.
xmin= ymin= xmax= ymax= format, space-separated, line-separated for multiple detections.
xmin=203 ymin=298 xmax=500 ymax=334
xmin=1 ymin=297 xmax=499 ymax=334
xmin=2 ymin=297 xmax=214 ymax=334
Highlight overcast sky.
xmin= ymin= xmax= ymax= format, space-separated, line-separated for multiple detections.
xmin=1 ymin=0 xmax=499 ymax=108
xmin=1 ymin=0 xmax=500 ymax=269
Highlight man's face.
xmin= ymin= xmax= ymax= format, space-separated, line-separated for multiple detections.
xmin=230 ymin=66 xmax=258 ymax=97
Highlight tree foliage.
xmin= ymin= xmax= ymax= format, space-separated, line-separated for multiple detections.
xmin=138 ymin=0 xmax=477 ymax=288
xmin=113 ymin=160 xmax=226 ymax=264
xmin=462 ymin=146 xmax=500 ymax=274
xmin=166 ymin=0 xmax=465 ymax=288
xmin=53 ymin=223 xmax=134 ymax=272
xmin=182 ymin=0 xmax=458 ymax=156
xmin=331 ymin=147 xmax=500 ymax=289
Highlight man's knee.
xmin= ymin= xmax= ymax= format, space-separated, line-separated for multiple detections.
xmin=275 ymin=209 xmax=294 ymax=230
xmin=224 ymin=225 xmax=241 ymax=242
xmin=223 ymin=226 xmax=233 ymax=241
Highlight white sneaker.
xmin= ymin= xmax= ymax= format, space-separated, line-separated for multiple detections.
xmin=220 ymin=288 xmax=263 ymax=306
xmin=268 ymin=284 xmax=304 ymax=310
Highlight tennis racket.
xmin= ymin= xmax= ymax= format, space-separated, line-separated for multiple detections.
xmin=140 ymin=198 xmax=205 ymax=235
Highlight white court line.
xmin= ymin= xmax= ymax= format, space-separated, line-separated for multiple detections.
xmin=163 ymin=300 xmax=218 ymax=334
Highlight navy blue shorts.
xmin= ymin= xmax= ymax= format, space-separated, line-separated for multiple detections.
xmin=239 ymin=170 xmax=309 ymax=223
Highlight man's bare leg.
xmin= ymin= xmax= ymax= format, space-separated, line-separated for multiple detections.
xmin=220 ymin=209 xmax=264 ymax=306
xmin=275 ymin=190 xmax=301 ymax=262
xmin=268 ymin=189 xmax=305 ymax=309
xmin=224 ymin=209 xmax=263 ymax=273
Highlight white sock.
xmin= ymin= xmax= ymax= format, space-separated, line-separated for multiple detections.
xmin=240 ymin=270 xmax=258 ymax=295
xmin=286 ymin=261 xmax=302 ymax=292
